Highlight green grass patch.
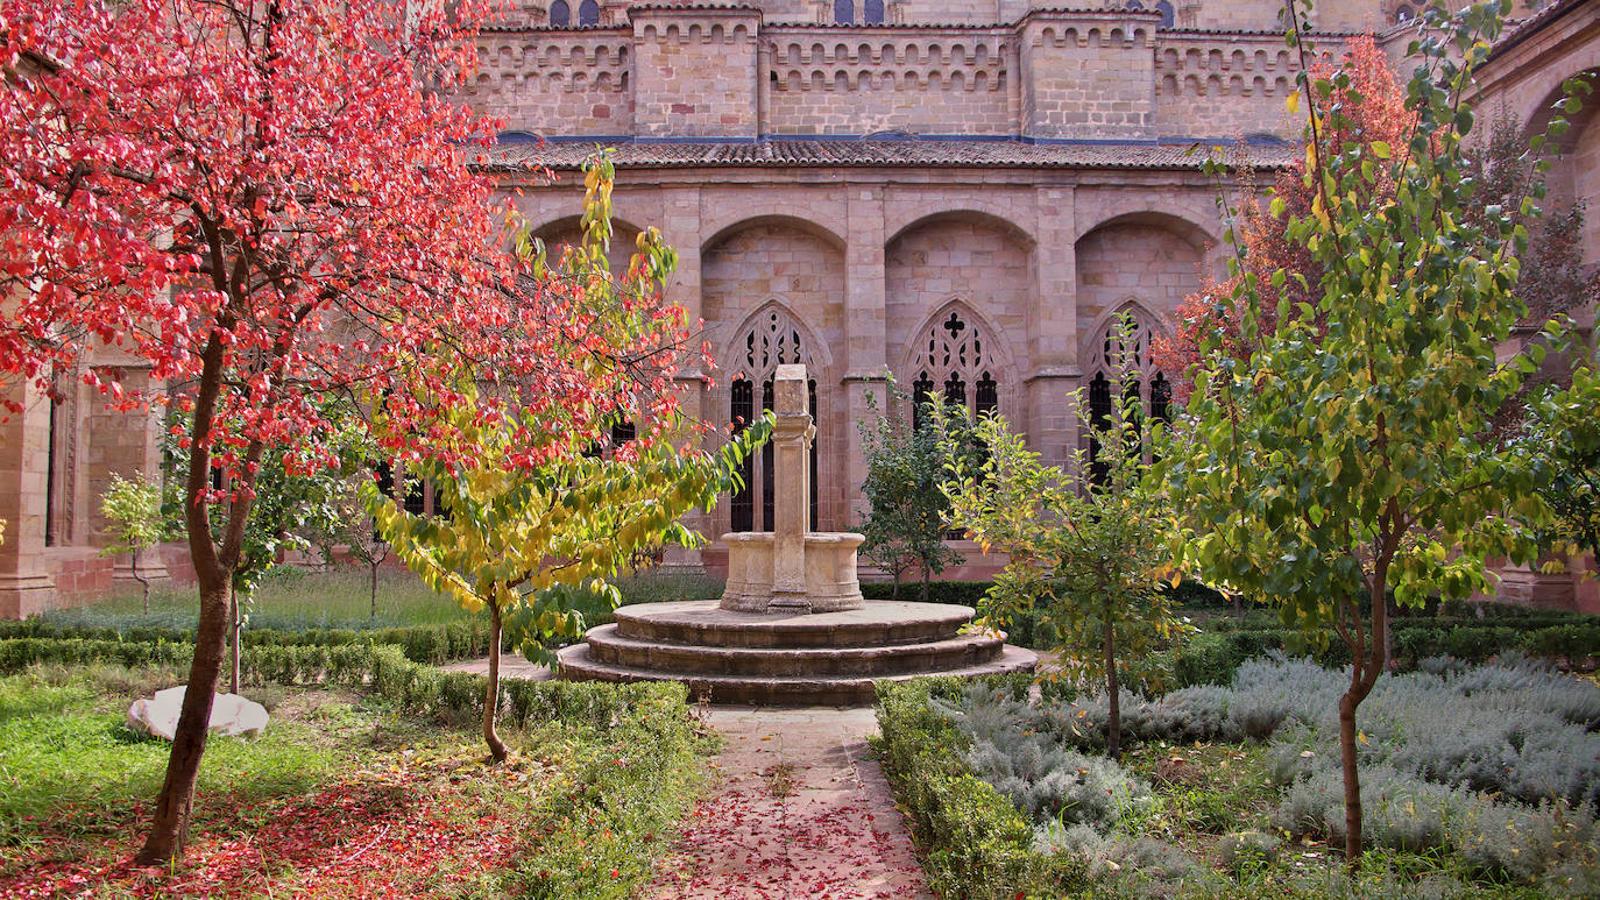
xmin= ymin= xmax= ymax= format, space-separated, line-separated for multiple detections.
xmin=0 ymin=661 xmax=709 ymax=897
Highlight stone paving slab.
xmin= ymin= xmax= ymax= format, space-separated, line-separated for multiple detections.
xmin=438 ymin=653 xmax=551 ymax=680
xmin=651 ymin=706 xmax=931 ymax=899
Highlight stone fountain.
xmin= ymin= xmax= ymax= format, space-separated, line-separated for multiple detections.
xmin=558 ymin=364 xmax=1036 ymax=704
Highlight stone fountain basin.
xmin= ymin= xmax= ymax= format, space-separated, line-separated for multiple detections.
xmin=720 ymin=531 xmax=866 ymax=613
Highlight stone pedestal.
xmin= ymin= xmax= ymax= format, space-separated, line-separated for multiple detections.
xmin=718 ymin=363 xmax=866 ymax=614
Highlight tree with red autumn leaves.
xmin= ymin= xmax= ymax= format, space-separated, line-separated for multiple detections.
xmin=1152 ymin=36 xmax=1416 ymax=394
xmin=1155 ymin=35 xmax=1599 ymax=396
xmin=0 ymin=0 xmax=700 ymax=865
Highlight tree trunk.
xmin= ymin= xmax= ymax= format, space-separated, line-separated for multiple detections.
xmin=136 ymin=576 xmax=230 ymax=864
xmin=1337 ymin=686 xmax=1363 ymax=867
xmin=1337 ymin=583 xmax=1389 ymax=872
xmin=133 ymin=548 xmax=150 ymax=615
xmin=138 ymin=330 xmax=255 ymax=866
xmin=229 ymin=586 xmax=241 ymax=696
xmin=1104 ymin=617 xmax=1121 ymax=760
xmin=369 ymin=564 xmax=378 ymax=620
xmin=483 ymin=604 xmax=508 ymax=763
xmin=920 ymin=567 xmax=930 ymax=603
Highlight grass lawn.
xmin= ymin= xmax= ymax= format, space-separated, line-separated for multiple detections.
xmin=0 ymin=662 xmax=712 ymax=898
xmin=37 ymin=567 xmax=726 ymax=634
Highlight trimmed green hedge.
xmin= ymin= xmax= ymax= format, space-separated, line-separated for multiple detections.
xmin=0 ymin=619 xmax=493 ymax=664
xmin=1165 ymin=622 xmax=1600 ymax=688
xmin=875 ymin=676 xmax=1084 ymax=899
xmin=0 ymin=637 xmax=678 ymax=730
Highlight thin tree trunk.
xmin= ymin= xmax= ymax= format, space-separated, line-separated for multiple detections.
xmin=483 ymin=603 xmax=508 ymax=763
xmin=138 ymin=331 xmax=254 ymax=866
xmin=133 ymin=549 xmax=150 ymax=615
xmin=229 ymin=586 xmax=241 ymax=696
xmin=136 ymin=577 xmax=229 ymax=863
xmin=369 ymin=563 xmax=378 ymax=620
xmin=1104 ymin=617 xmax=1121 ymax=760
xmin=920 ymin=567 xmax=930 ymax=604
xmin=1338 ymin=580 xmax=1390 ymax=872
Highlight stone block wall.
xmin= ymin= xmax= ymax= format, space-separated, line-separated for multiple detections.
xmin=1018 ymin=11 xmax=1159 ymax=140
xmin=467 ymin=30 xmax=632 ymax=136
xmin=632 ymin=8 xmax=761 ymax=138
xmin=765 ymin=28 xmax=1013 ymax=135
xmin=1154 ymin=35 xmax=1301 ymax=139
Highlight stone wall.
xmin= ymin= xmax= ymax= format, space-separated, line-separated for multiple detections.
xmin=1154 ymin=34 xmax=1301 ymax=139
xmin=765 ymin=28 xmax=1013 ymax=135
xmin=632 ymin=8 xmax=761 ymax=138
xmin=1019 ymin=12 xmax=1159 ymax=140
xmin=468 ymin=30 xmax=633 ymax=136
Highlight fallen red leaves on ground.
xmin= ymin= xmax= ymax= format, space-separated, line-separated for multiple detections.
xmin=0 ymin=772 xmax=520 ymax=898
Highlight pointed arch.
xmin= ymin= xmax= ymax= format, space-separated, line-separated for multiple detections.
xmin=898 ymin=298 xmax=1017 ymax=427
xmin=723 ymin=300 xmax=826 ymax=533
xmin=1083 ymin=299 xmax=1172 ymax=481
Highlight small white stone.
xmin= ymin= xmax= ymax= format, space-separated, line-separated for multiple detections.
xmin=127 ymin=686 xmax=268 ymax=741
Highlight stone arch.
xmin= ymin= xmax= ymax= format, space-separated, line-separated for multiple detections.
xmin=885 ymin=206 xmax=1036 ymax=250
xmin=1520 ymin=69 xmax=1600 ymax=266
xmin=1081 ymin=299 xmax=1174 ymax=476
xmin=1073 ymin=212 xmax=1209 ymax=364
xmin=530 ymin=214 xmax=642 ymax=273
xmin=721 ymin=301 xmax=829 ymax=534
xmin=702 ymin=222 xmax=847 ymax=533
xmin=700 ymin=211 xmax=848 ymax=255
xmin=1076 ymin=204 xmax=1217 ymax=249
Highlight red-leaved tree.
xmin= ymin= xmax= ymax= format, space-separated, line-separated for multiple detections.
xmin=0 ymin=0 xmax=519 ymax=863
xmin=1153 ymin=36 xmax=1413 ymax=396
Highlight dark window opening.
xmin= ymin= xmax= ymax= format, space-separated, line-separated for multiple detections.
xmin=611 ymin=419 xmax=636 ymax=448
xmin=577 ymin=0 xmax=599 ymax=26
xmin=731 ymin=378 xmax=754 ymax=532
xmin=975 ymin=372 xmax=998 ymax=419
xmin=1088 ymin=371 xmax=1112 ymax=486
xmin=833 ymin=0 xmax=854 ymax=24
xmin=404 ymin=476 xmax=427 ymax=516
xmin=549 ymin=0 xmax=569 ymax=26
xmin=44 ymin=396 xmax=59 ymax=547
xmin=808 ymin=378 xmax=819 ymax=532
xmin=911 ymin=371 xmax=935 ymax=432
xmin=863 ymin=0 xmax=884 ymax=24
xmin=760 ymin=379 xmax=775 ymax=530
xmin=1155 ymin=0 xmax=1175 ymax=27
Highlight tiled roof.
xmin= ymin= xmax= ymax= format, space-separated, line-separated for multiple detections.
xmin=477 ymin=138 xmax=1295 ymax=172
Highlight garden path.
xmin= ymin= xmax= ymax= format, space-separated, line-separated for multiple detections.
xmin=440 ymin=652 xmax=550 ymax=680
xmin=650 ymin=706 xmax=931 ymax=899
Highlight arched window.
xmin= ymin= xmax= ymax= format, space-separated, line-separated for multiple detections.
xmin=1126 ymin=0 xmax=1144 ymax=9
xmin=863 ymin=0 xmax=885 ymax=24
xmin=1087 ymin=311 xmax=1170 ymax=481
xmin=1394 ymin=4 xmax=1416 ymax=22
xmin=834 ymin=0 xmax=854 ymax=24
xmin=548 ymin=0 xmax=569 ymax=27
xmin=729 ymin=308 xmax=819 ymax=532
xmin=910 ymin=308 xmax=998 ymax=430
xmin=1155 ymin=0 xmax=1175 ymax=27
xmin=578 ymin=0 xmax=599 ymax=26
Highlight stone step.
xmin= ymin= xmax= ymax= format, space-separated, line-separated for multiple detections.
xmin=556 ymin=643 xmax=1038 ymax=706
xmin=612 ymin=600 xmax=974 ymax=649
xmin=584 ymin=624 xmax=1004 ymax=677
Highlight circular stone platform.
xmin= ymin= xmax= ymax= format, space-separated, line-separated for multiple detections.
xmin=557 ymin=600 xmax=1038 ymax=705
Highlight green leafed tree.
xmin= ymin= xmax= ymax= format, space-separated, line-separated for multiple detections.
xmin=367 ymin=384 xmax=767 ymax=762
xmin=99 ymin=473 xmax=165 ymax=614
xmin=930 ymin=318 xmax=1187 ymax=760
xmin=855 ymin=387 xmax=969 ymax=601
xmin=1161 ymin=0 xmax=1592 ymax=868
xmin=366 ymin=157 xmax=771 ymax=762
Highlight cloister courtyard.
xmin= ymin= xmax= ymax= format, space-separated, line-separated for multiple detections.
xmin=3 ymin=0 xmax=1600 ymax=896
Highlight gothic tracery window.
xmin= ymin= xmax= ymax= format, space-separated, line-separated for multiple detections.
xmin=911 ymin=308 xmax=998 ymax=430
xmin=729 ymin=308 xmax=819 ymax=532
xmin=549 ymin=0 xmax=569 ymax=26
xmin=1088 ymin=311 xmax=1170 ymax=481
xmin=578 ymin=0 xmax=599 ymax=26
